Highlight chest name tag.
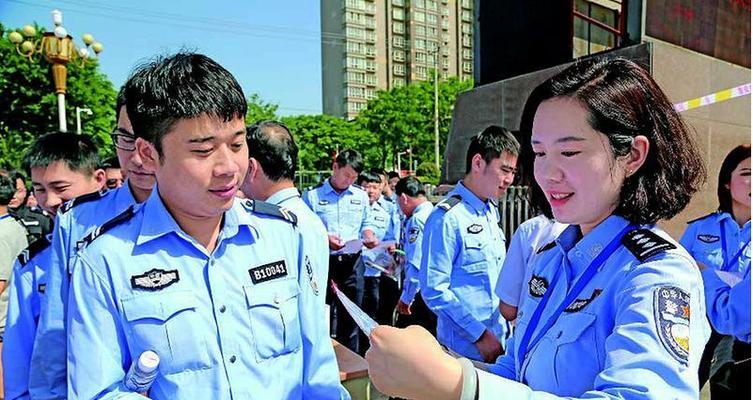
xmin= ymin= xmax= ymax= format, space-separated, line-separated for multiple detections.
xmin=37 ymin=283 xmax=46 ymax=294
xmin=318 ymin=200 xmax=329 ymax=205
xmin=350 ymin=199 xmax=362 ymax=205
xmin=249 ymin=260 xmax=288 ymax=284
xmin=564 ymin=289 xmax=602 ymax=313
xmin=467 ymin=224 xmax=484 ymax=234
xmin=528 ymin=275 xmax=548 ymax=298
xmin=697 ymin=234 xmax=720 ymax=243
xmin=131 ymin=268 xmax=180 ymax=291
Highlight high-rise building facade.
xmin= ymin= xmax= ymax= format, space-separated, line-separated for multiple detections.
xmin=322 ymin=0 xmax=474 ymax=119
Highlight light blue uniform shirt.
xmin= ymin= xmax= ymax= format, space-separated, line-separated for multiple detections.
xmin=495 ymin=215 xmax=567 ymax=307
xmin=702 ymin=267 xmax=751 ymax=343
xmin=33 ymin=184 xmax=137 ymax=399
xmin=302 ymin=179 xmax=373 ymax=253
xmin=420 ymin=182 xmax=509 ymax=360
xmin=2 ymin=236 xmax=51 ymax=400
xmin=483 ymin=215 xmax=709 ymax=399
xmin=67 ymin=190 xmax=347 ymax=399
xmin=267 ymin=187 xmax=329 ymax=303
xmin=363 ymin=196 xmax=401 ymax=277
xmin=680 ymin=211 xmax=751 ymax=274
xmin=399 ymin=201 xmax=434 ymax=304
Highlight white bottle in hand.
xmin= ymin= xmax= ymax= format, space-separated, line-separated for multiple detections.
xmin=124 ymin=350 xmax=160 ymax=394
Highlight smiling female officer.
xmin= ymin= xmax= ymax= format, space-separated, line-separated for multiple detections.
xmin=364 ymin=57 xmax=709 ymax=400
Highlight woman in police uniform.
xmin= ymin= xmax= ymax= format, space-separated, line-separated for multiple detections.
xmin=364 ymin=57 xmax=710 ymax=400
xmin=680 ymin=144 xmax=751 ymax=398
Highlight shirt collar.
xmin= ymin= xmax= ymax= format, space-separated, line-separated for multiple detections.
xmin=556 ymin=215 xmax=631 ymax=279
xmin=266 ymin=187 xmax=300 ymax=205
xmin=114 ymin=180 xmax=138 ymax=208
xmin=413 ymin=201 xmax=432 ymax=216
xmin=455 ymin=181 xmax=489 ymax=215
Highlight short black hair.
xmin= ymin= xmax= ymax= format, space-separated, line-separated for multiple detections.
xmin=115 ymin=85 xmax=127 ymax=124
xmin=124 ymin=52 xmax=247 ymax=155
xmin=395 ymin=176 xmax=425 ymax=197
xmin=0 ymin=173 xmax=14 ymax=206
xmin=387 ymin=171 xmax=400 ymax=180
xmin=22 ymin=132 xmax=100 ymax=178
xmin=246 ymin=120 xmax=298 ymax=182
xmin=101 ymin=156 xmax=121 ymax=170
xmin=520 ymin=57 xmax=706 ymax=224
xmin=465 ymin=125 xmax=520 ymax=174
xmin=335 ymin=149 xmax=364 ymax=174
xmin=718 ymin=144 xmax=751 ymax=214
xmin=357 ymin=170 xmax=382 ymax=186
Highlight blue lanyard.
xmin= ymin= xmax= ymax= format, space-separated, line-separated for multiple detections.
xmin=516 ymin=224 xmax=637 ymax=373
xmin=0 ymin=214 xmax=10 ymax=223
xmin=720 ymin=220 xmax=751 ymax=271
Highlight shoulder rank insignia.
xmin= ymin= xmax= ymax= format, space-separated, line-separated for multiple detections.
xmin=243 ymin=199 xmax=298 ymax=226
xmin=621 ymin=229 xmax=676 ymax=262
xmin=697 ymin=234 xmax=720 ymax=243
xmin=467 ymin=224 xmax=483 ymax=234
xmin=654 ymin=286 xmax=690 ymax=365
xmin=78 ymin=205 xmax=136 ymax=250
xmin=60 ymin=189 xmax=107 ymax=214
xmin=17 ymin=235 xmax=51 ymax=266
xmin=686 ymin=211 xmax=718 ymax=225
xmin=437 ymin=195 xmax=462 ymax=211
xmin=131 ymin=268 xmax=180 ymax=291
xmin=383 ymin=195 xmax=394 ymax=203
xmin=536 ymin=241 xmax=557 ymax=254
xmin=528 ymin=275 xmax=549 ymax=298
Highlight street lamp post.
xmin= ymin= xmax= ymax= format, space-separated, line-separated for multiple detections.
xmin=429 ymin=47 xmax=440 ymax=172
xmin=6 ymin=9 xmax=103 ymax=132
xmin=76 ymin=107 xmax=93 ymax=134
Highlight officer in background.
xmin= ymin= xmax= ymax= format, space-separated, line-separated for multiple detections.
xmin=8 ymin=171 xmax=52 ymax=245
xmin=33 ymin=87 xmax=155 ymax=399
xmin=394 ymin=176 xmax=436 ymax=333
xmin=420 ymin=126 xmax=518 ymax=362
xmin=67 ymin=52 xmax=347 ymax=399
xmin=303 ymin=149 xmax=378 ymax=354
xmin=241 ymin=120 xmax=331 ymax=307
xmin=3 ymin=132 xmax=106 ymax=400
xmin=101 ymin=156 xmax=124 ymax=189
xmin=355 ymin=169 xmax=400 ymax=353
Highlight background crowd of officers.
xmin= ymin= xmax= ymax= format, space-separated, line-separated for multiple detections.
xmin=0 ymin=51 xmax=748 ymax=400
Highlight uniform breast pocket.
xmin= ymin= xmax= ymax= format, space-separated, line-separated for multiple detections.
xmin=461 ymin=236 xmax=488 ymax=274
xmin=551 ymin=312 xmax=600 ymax=393
xmin=244 ymin=280 xmax=302 ymax=362
xmin=121 ymin=290 xmax=211 ymax=374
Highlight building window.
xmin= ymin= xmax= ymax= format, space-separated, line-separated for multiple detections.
xmin=427 ymin=13 xmax=438 ymax=25
xmin=365 ymin=45 xmax=376 ymax=57
xmin=346 ymin=71 xmax=365 ymax=84
xmin=415 ymin=65 xmax=428 ymax=79
xmin=347 ymin=101 xmax=366 ymax=113
xmin=462 ymin=61 xmax=472 ymax=73
xmin=393 ymin=49 xmax=405 ymax=61
xmin=461 ymin=0 xmax=472 ymax=8
xmin=346 ymin=26 xmax=365 ymax=40
xmin=394 ymin=8 xmax=405 ymax=20
xmin=365 ymin=74 xmax=377 ymax=86
xmin=393 ymin=36 xmax=405 ymax=48
xmin=442 ymin=58 xmax=449 ymax=69
xmin=461 ymin=9 xmax=472 ymax=21
xmin=414 ymin=11 xmax=426 ymax=22
xmin=392 ymin=77 xmax=405 ymax=87
xmin=393 ymin=22 xmax=405 ymax=34
xmin=414 ymin=0 xmax=425 ymax=8
xmin=441 ymin=19 xmax=449 ymax=29
xmin=461 ymin=23 xmax=472 ymax=34
xmin=415 ymin=39 xmax=426 ymax=50
xmin=393 ymin=64 xmax=405 ymax=76
xmin=392 ymin=0 xmax=405 ymax=5
xmin=346 ymin=56 xmax=366 ymax=69
xmin=427 ymin=26 xmax=438 ymax=36
xmin=365 ymin=60 xmax=376 ymax=71
xmin=462 ymin=34 xmax=472 ymax=47
xmin=365 ymin=88 xmax=377 ymax=99
xmin=462 ymin=48 xmax=473 ymax=60
xmin=347 ymin=86 xmax=365 ymax=98
xmin=415 ymin=51 xmax=427 ymax=63
xmin=415 ymin=25 xmax=426 ymax=36
xmin=426 ymin=0 xmax=438 ymax=10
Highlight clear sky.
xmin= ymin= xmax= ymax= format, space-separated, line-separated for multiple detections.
xmin=1 ymin=0 xmax=327 ymax=115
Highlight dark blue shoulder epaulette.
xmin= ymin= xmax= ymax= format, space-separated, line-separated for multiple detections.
xmin=78 ymin=205 xmax=136 ymax=250
xmin=686 ymin=211 xmax=719 ymax=225
xmin=383 ymin=195 xmax=394 ymax=203
xmin=437 ymin=195 xmax=462 ymax=211
xmin=621 ymin=229 xmax=676 ymax=262
xmin=352 ymin=183 xmax=364 ymax=191
xmin=17 ymin=235 xmax=51 ymax=267
xmin=242 ymin=199 xmax=298 ymax=226
xmin=312 ymin=181 xmax=325 ymax=189
xmin=536 ymin=241 xmax=557 ymax=254
xmin=60 ymin=189 xmax=108 ymax=214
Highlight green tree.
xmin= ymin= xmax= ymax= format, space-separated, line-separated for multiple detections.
xmin=0 ymin=23 xmax=118 ymax=170
xmin=357 ymin=75 xmax=473 ymax=171
xmin=245 ymin=92 xmax=279 ymax=125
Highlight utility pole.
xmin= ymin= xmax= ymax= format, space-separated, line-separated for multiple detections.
xmin=433 ymin=50 xmax=440 ymax=171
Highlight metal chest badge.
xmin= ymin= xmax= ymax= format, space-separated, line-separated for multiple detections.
xmin=654 ymin=286 xmax=691 ymax=364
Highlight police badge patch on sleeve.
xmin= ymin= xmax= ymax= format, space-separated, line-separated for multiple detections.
xmin=654 ymin=286 xmax=690 ymax=365
xmin=409 ymin=227 xmax=420 ymax=243
xmin=131 ymin=268 xmax=180 ymax=291
xmin=304 ymin=256 xmax=319 ymax=296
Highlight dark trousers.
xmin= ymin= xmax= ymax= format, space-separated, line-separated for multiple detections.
xmin=709 ymin=336 xmax=751 ymax=399
xmin=395 ymin=292 xmax=437 ymax=336
xmin=698 ymin=329 xmax=723 ymax=386
xmin=358 ymin=276 xmax=381 ymax=354
xmin=376 ymin=274 xmax=401 ymax=326
xmin=328 ymin=253 xmax=362 ymax=354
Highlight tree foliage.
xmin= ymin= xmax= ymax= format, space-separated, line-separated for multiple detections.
xmin=0 ymin=23 xmax=117 ymax=170
xmin=245 ymin=92 xmax=279 ymax=125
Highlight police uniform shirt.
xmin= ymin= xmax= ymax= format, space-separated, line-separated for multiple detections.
xmin=2 ymin=235 xmax=50 ymax=400
xmin=481 ymin=215 xmax=708 ymax=398
xmin=267 ymin=187 xmax=329 ymax=305
xmin=680 ymin=211 xmax=751 ymax=274
xmin=399 ymin=201 xmax=434 ymax=305
xmin=702 ymin=267 xmax=751 ymax=343
xmin=363 ymin=195 xmax=401 ymax=278
xmin=67 ymin=190 xmax=348 ymax=399
xmin=495 ymin=215 xmax=567 ymax=308
xmin=33 ymin=184 xmax=136 ymax=399
xmin=419 ymin=181 xmax=509 ymax=360
xmin=302 ymin=179 xmax=373 ymax=253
